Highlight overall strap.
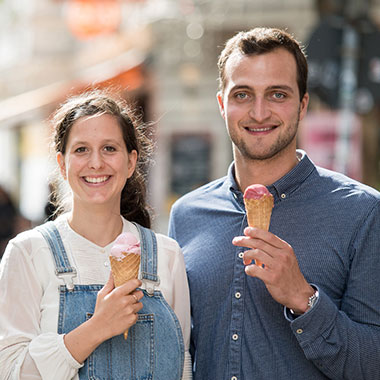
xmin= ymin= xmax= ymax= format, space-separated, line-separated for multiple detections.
xmin=36 ymin=221 xmax=76 ymax=291
xmin=133 ymin=222 xmax=160 ymax=295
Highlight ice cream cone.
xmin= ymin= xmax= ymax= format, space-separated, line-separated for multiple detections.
xmin=109 ymin=232 xmax=141 ymax=339
xmin=244 ymin=196 xmax=274 ymax=231
xmin=109 ymin=253 xmax=141 ymax=288
xmin=109 ymin=253 xmax=140 ymax=339
xmin=244 ymin=185 xmax=274 ymax=267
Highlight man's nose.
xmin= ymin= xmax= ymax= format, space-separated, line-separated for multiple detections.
xmin=248 ymin=98 xmax=272 ymax=122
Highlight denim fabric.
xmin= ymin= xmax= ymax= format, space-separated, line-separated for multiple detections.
xmin=38 ymin=222 xmax=184 ymax=380
xmin=169 ymin=150 xmax=380 ymax=380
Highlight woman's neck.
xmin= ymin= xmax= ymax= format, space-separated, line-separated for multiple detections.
xmin=68 ymin=205 xmax=123 ymax=247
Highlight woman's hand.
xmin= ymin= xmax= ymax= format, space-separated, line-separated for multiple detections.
xmin=63 ymin=273 xmax=143 ymax=364
xmin=93 ymin=274 xmax=144 ymax=339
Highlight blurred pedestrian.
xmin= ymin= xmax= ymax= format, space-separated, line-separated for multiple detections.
xmin=0 ymin=185 xmax=17 ymax=259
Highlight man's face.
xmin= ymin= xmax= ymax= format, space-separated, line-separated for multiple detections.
xmin=217 ymin=48 xmax=309 ymax=163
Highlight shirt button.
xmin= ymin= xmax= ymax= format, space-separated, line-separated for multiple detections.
xmin=235 ymin=292 xmax=241 ymax=299
xmin=100 ymin=249 xmax=105 ymax=253
xmin=296 ymin=328 xmax=303 ymax=334
xmin=238 ymin=252 xmax=244 ymax=259
xmin=232 ymin=334 xmax=239 ymax=340
xmin=281 ymin=193 xmax=286 ymax=199
xmin=104 ymin=261 xmax=109 ymax=267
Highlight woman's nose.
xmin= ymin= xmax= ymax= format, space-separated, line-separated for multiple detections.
xmin=88 ymin=151 xmax=104 ymax=169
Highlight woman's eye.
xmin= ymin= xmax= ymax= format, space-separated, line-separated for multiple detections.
xmin=75 ymin=147 xmax=87 ymax=153
xmin=104 ymin=146 xmax=116 ymax=152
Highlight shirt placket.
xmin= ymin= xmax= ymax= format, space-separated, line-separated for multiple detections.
xmin=228 ymin=192 xmax=247 ymax=380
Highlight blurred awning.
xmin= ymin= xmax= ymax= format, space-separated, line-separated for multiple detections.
xmin=0 ymin=49 xmax=147 ymax=127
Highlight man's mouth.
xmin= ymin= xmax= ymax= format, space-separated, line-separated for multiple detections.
xmin=245 ymin=126 xmax=275 ymax=132
xmin=83 ymin=176 xmax=110 ymax=184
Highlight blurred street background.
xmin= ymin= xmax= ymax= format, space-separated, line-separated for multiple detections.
xmin=1 ymin=0 xmax=380 ymax=256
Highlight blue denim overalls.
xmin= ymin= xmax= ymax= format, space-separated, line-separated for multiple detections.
xmin=37 ymin=221 xmax=184 ymax=380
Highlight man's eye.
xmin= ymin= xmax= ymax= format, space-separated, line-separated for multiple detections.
xmin=235 ymin=93 xmax=248 ymax=100
xmin=273 ymin=92 xmax=285 ymax=100
xmin=104 ymin=146 xmax=116 ymax=152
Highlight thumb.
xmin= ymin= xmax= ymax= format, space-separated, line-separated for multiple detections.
xmin=98 ymin=272 xmax=115 ymax=298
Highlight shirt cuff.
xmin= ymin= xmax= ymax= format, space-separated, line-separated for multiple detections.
xmin=29 ymin=333 xmax=83 ymax=379
xmin=284 ymin=286 xmax=339 ymax=345
xmin=57 ymin=334 xmax=83 ymax=369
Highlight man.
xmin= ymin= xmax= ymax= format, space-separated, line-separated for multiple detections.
xmin=168 ymin=27 xmax=380 ymax=380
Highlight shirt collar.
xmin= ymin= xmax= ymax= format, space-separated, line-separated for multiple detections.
xmin=227 ymin=149 xmax=316 ymax=203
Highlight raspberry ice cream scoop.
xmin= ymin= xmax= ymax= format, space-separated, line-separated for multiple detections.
xmin=244 ymin=184 xmax=271 ymax=200
xmin=110 ymin=232 xmax=141 ymax=261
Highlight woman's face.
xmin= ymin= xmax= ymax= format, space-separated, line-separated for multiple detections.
xmin=57 ymin=113 xmax=137 ymax=212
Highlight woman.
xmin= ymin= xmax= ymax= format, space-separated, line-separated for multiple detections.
xmin=0 ymin=90 xmax=192 ymax=379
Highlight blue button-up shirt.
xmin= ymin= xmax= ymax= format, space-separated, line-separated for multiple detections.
xmin=168 ymin=150 xmax=380 ymax=380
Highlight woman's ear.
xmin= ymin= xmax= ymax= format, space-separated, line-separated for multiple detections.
xmin=56 ymin=152 xmax=67 ymax=180
xmin=127 ymin=150 xmax=138 ymax=179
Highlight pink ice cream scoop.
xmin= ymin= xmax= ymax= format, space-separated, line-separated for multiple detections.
xmin=244 ymin=184 xmax=271 ymax=200
xmin=110 ymin=232 xmax=141 ymax=261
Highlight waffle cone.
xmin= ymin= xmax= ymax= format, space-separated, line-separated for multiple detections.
xmin=109 ymin=253 xmax=141 ymax=339
xmin=244 ymin=195 xmax=274 ymax=230
xmin=244 ymin=195 xmax=274 ymax=267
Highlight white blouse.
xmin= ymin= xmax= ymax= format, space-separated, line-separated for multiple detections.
xmin=0 ymin=214 xmax=192 ymax=380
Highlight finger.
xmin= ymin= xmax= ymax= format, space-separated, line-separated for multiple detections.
xmin=131 ymin=290 xmax=144 ymax=302
xmin=244 ymin=227 xmax=286 ymax=249
xmin=116 ymin=279 xmax=142 ymax=295
xmin=98 ymin=272 xmax=115 ymax=298
xmin=233 ymin=235 xmax=276 ymax=258
xmin=245 ymin=263 xmax=260 ymax=277
xmin=243 ymin=248 xmax=269 ymax=267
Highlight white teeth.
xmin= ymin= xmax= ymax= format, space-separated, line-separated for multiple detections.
xmin=84 ymin=176 xmax=109 ymax=183
xmin=247 ymin=127 xmax=273 ymax=132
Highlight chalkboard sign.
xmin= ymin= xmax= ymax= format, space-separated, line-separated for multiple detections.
xmin=170 ymin=133 xmax=211 ymax=198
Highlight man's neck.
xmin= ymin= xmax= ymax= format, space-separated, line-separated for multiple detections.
xmin=234 ymin=150 xmax=300 ymax=193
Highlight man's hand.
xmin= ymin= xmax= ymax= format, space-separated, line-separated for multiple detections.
xmin=232 ymin=227 xmax=314 ymax=313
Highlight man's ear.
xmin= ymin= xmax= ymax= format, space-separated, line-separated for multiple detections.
xmin=299 ymin=92 xmax=309 ymax=122
xmin=217 ymin=92 xmax=226 ymax=120
xmin=56 ymin=152 xmax=66 ymax=179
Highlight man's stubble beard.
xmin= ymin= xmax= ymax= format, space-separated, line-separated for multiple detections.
xmin=230 ymin=109 xmax=301 ymax=162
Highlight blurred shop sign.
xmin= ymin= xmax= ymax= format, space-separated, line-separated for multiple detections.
xmin=299 ymin=110 xmax=362 ymax=181
xmin=66 ymin=0 xmax=122 ymax=39
xmin=169 ymin=133 xmax=211 ymax=204
xmin=307 ymin=17 xmax=380 ymax=113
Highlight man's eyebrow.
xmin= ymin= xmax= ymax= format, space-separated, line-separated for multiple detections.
xmin=228 ymin=84 xmax=295 ymax=93
xmin=229 ymin=85 xmax=252 ymax=92
xmin=266 ymin=85 xmax=295 ymax=93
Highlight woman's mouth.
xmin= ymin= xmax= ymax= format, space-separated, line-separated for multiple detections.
xmin=83 ymin=176 xmax=110 ymax=184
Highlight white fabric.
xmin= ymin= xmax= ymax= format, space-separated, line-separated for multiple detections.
xmin=0 ymin=214 xmax=192 ymax=380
